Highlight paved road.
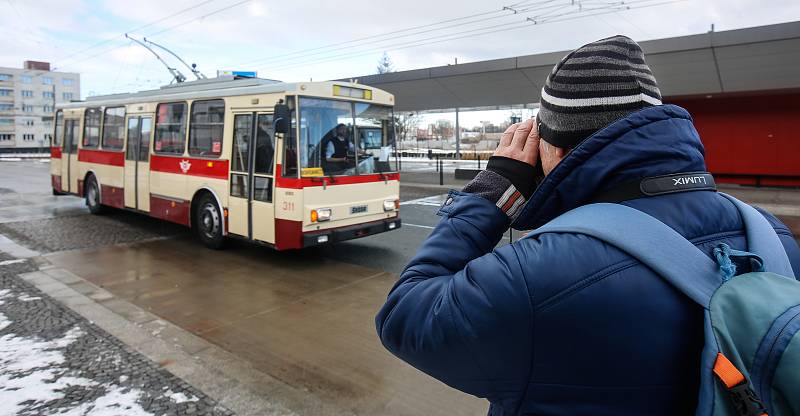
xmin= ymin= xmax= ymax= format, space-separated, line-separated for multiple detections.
xmin=0 ymin=160 xmax=488 ymax=416
xmin=1 ymin=160 xmax=797 ymax=416
xmin=0 ymin=247 xmax=232 ymax=415
xmin=0 ymin=161 xmax=449 ymax=274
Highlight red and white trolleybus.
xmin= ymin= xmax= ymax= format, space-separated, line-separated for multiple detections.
xmin=50 ymin=76 xmax=401 ymax=249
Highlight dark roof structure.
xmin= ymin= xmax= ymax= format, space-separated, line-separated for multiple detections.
xmin=347 ymin=21 xmax=800 ymax=111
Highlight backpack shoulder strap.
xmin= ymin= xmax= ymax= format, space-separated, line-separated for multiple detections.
xmin=526 ymin=203 xmax=722 ymax=308
xmin=719 ymin=193 xmax=795 ymax=278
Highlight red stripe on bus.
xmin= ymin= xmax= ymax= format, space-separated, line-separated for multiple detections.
xmin=274 ymin=164 xmax=400 ymax=189
xmin=78 ymin=149 xmax=124 ymax=167
xmin=51 ymin=147 xmax=62 ymax=159
xmin=275 ymin=218 xmax=303 ymax=250
xmin=100 ymin=185 xmax=125 ymax=209
xmin=51 ymin=175 xmax=61 ymax=192
xmin=150 ymin=155 xmax=229 ymax=180
xmin=150 ymin=195 xmax=191 ymax=227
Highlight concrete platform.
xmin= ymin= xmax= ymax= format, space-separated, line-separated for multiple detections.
xmin=44 ymin=236 xmax=486 ymax=416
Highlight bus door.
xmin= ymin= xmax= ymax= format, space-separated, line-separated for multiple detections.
xmin=61 ymin=119 xmax=78 ymax=193
xmin=228 ymin=113 xmax=276 ymax=243
xmin=124 ymin=116 xmax=152 ymax=211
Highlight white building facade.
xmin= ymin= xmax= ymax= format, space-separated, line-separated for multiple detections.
xmin=0 ymin=61 xmax=80 ymax=152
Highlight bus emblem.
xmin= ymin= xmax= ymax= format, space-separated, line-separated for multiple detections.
xmin=179 ymin=159 xmax=191 ymax=174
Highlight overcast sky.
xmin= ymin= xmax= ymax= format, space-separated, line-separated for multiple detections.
xmin=1 ymin=0 xmax=798 ymax=125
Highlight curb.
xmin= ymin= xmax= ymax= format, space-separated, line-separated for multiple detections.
xmin=19 ymin=259 xmax=355 ymax=416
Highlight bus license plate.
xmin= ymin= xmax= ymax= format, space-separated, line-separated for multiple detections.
xmin=350 ymin=205 xmax=368 ymax=214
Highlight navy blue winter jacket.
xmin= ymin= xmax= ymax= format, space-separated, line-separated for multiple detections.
xmin=376 ymin=105 xmax=800 ymax=415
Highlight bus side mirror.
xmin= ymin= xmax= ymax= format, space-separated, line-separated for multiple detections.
xmin=274 ymin=104 xmax=290 ymax=134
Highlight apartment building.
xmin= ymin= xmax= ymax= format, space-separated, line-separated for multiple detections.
xmin=0 ymin=61 xmax=80 ymax=152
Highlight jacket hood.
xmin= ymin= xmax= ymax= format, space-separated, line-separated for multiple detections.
xmin=512 ymin=104 xmax=707 ymax=230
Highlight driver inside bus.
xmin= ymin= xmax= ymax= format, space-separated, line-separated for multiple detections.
xmin=322 ymin=123 xmax=355 ymax=174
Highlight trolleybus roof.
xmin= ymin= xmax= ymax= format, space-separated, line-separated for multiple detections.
xmin=57 ymin=76 xmax=388 ymax=109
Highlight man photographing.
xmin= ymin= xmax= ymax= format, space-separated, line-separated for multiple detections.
xmin=376 ymin=35 xmax=800 ymax=415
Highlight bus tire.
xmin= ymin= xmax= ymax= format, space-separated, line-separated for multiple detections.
xmin=85 ymin=175 xmax=104 ymax=215
xmin=194 ymin=194 xmax=225 ymax=249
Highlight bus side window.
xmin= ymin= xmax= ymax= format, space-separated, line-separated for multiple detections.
xmin=102 ymin=107 xmax=126 ymax=151
xmin=189 ymin=99 xmax=224 ymax=158
xmin=54 ymin=110 xmax=64 ymax=148
xmin=281 ymin=97 xmax=297 ymax=177
xmin=254 ymin=114 xmax=274 ymax=175
xmin=154 ymin=102 xmax=187 ymax=155
xmin=83 ymin=107 xmax=101 ymax=148
xmin=139 ymin=118 xmax=152 ymax=162
xmin=126 ymin=118 xmax=140 ymax=161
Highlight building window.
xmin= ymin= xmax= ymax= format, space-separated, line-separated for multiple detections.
xmin=0 ymin=74 xmax=11 ymax=81
xmin=0 ymin=134 xmax=13 ymax=141
xmin=21 ymin=90 xmax=33 ymax=98
xmin=189 ymin=99 xmax=225 ymax=157
xmin=25 ymin=119 xmax=34 ymax=127
xmin=23 ymin=134 xmax=35 ymax=141
xmin=63 ymin=92 xmax=73 ymax=101
xmin=0 ymin=89 xmax=11 ymax=96
xmin=102 ymin=107 xmax=126 ymax=150
xmin=0 ymin=104 xmax=12 ymax=111
xmin=0 ymin=118 xmax=12 ymax=126
xmin=43 ymin=105 xmax=53 ymax=113
xmin=22 ymin=104 xmax=34 ymax=112
xmin=45 ymin=134 xmax=52 ymax=143
xmin=42 ymin=77 xmax=53 ymax=85
xmin=63 ymin=78 xmax=73 ymax=86
xmin=21 ymin=75 xmax=32 ymax=84
xmin=154 ymin=102 xmax=187 ymax=154
xmin=43 ymin=91 xmax=54 ymax=99
xmin=83 ymin=107 xmax=101 ymax=148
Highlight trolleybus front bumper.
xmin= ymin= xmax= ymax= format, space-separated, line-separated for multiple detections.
xmin=302 ymin=217 xmax=401 ymax=247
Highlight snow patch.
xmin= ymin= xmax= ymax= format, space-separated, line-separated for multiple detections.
xmin=58 ymin=385 xmax=151 ymax=416
xmin=0 ymin=288 xmax=155 ymax=415
xmin=18 ymin=293 xmax=42 ymax=301
xmin=0 ymin=327 xmax=93 ymax=414
xmin=166 ymin=390 xmax=200 ymax=404
xmin=0 ymin=312 xmax=9 ymax=332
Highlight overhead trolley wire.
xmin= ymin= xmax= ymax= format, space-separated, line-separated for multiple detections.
xmin=231 ymin=0 xmax=563 ymax=68
xmin=55 ymin=0 xmax=220 ymax=67
xmin=256 ymin=0 xmax=676 ymax=73
xmin=55 ymin=0 xmax=252 ymax=71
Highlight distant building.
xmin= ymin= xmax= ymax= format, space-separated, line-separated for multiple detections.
xmin=0 ymin=61 xmax=80 ymax=152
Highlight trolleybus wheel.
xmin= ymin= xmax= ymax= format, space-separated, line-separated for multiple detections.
xmin=195 ymin=194 xmax=225 ymax=249
xmin=85 ymin=176 xmax=104 ymax=215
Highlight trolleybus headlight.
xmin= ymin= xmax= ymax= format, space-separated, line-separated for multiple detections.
xmin=311 ymin=208 xmax=331 ymax=222
xmin=384 ymin=199 xmax=399 ymax=212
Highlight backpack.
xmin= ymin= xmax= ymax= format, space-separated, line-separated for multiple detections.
xmin=526 ymin=193 xmax=799 ymax=415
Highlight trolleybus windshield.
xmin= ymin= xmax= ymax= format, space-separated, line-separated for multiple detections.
xmin=297 ymin=97 xmax=395 ymax=177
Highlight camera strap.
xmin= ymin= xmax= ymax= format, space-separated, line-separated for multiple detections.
xmin=590 ymin=172 xmax=717 ymax=203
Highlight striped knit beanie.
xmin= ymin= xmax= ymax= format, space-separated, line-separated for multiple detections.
xmin=537 ymin=35 xmax=662 ymax=149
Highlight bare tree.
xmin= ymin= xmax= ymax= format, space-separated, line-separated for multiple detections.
xmin=394 ymin=113 xmax=421 ymax=143
xmin=376 ymin=52 xmax=394 ymax=74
